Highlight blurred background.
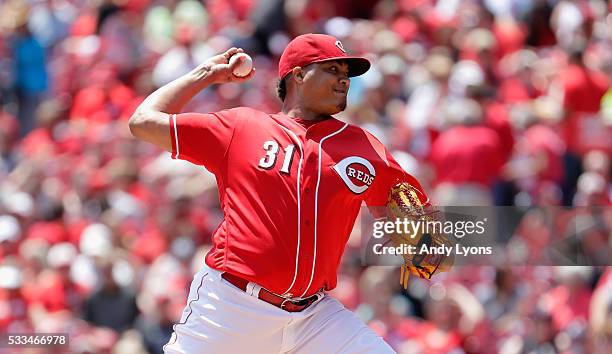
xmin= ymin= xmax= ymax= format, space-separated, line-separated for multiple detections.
xmin=0 ymin=0 xmax=611 ymax=353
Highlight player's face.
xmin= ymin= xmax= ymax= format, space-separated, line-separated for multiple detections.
xmin=300 ymin=61 xmax=350 ymax=115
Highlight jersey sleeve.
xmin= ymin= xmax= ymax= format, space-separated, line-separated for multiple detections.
xmin=365 ymin=147 xmax=430 ymax=217
xmin=169 ymin=108 xmax=241 ymax=173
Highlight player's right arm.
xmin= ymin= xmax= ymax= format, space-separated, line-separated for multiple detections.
xmin=128 ymin=47 xmax=255 ymax=151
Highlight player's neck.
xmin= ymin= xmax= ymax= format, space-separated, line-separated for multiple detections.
xmin=282 ymin=105 xmax=329 ymax=121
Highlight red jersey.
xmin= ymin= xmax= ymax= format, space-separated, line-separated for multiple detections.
xmin=430 ymin=125 xmax=503 ymax=187
xmin=169 ymin=107 xmax=427 ymax=297
xmin=560 ymin=64 xmax=609 ymax=154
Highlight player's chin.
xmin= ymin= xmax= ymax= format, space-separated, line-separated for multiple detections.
xmin=324 ymin=103 xmax=345 ymax=115
xmin=335 ymin=98 xmax=347 ymax=112
xmin=319 ymin=97 xmax=347 ymax=115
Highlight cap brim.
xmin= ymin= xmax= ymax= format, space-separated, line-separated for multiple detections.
xmin=315 ymin=56 xmax=371 ymax=77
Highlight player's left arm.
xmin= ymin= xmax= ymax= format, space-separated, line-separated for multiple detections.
xmin=365 ymin=148 xmax=429 ymax=210
xmin=365 ymin=147 xmax=453 ymax=286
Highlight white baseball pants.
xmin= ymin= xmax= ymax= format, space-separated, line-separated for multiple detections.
xmin=163 ymin=264 xmax=396 ymax=354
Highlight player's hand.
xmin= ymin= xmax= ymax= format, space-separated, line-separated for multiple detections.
xmin=194 ymin=47 xmax=256 ymax=85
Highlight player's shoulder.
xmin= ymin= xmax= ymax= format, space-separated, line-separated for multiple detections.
xmin=208 ymin=107 xmax=274 ymax=129
xmin=337 ymin=122 xmax=395 ymax=165
xmin=341 ymin=122 xmax=387 ymax=149
xmin=216 ymin=106 xmax=268 ymax=119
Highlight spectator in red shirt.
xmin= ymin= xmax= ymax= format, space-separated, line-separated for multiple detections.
xmin=28 ymin=243 xmax=84 ymax=313
xmin=556 ymin=48 xmax=608 ymax=204
xmin=430 ymin=98 xmax=503 ymax=205
xmin=559 ymin=48 xmax=609 ymax=154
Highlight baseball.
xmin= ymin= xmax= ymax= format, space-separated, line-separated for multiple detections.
xmin=229 ymin=53 xmax=253 ymax=77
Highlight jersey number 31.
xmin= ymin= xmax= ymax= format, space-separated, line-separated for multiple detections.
xmin=258 ymin=140 xmax=296 ymax=174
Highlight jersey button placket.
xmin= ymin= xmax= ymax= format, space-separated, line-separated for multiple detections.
xmin=295 ymin=141 xmax=318 ymax=296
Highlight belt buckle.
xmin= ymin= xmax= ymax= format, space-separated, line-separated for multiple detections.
xmin=280 ymin=295 xmax=316 ymax=311
xmin=280 ymin=298 xmax=304 ymax=310
xmin=280 ymin=298 xmax=292 ymax=311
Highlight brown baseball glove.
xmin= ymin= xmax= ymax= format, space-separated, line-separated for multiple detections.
xmin=386 ymin=182 xmax=454 ymax=288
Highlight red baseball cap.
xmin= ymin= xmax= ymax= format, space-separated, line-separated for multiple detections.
xmin=278 ymin=34 xmax=371 ymax=79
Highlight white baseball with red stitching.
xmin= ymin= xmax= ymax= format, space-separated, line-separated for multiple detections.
xmin=229 ymin=53 xmax=253 ymax=77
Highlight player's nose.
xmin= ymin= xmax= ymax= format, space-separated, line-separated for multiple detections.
xmin=338 ymin=76 xmax=349 ymax=88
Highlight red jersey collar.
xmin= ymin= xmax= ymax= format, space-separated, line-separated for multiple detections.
xmin=272 ymin=112 xmax=347 ymax=135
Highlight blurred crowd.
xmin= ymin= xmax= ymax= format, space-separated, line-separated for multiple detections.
xmin=0 ymin=0 xmax=611 ymax=353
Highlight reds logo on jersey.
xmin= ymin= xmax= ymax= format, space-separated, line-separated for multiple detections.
xmin=333 ymin=156 xmax=376 ymax=194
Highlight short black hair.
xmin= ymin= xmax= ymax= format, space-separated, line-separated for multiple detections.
xmin=277 ymin=76 xmax=288 ymax=102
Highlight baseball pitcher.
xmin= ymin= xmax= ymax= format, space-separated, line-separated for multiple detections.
xmin=129 ymin=33 xmax=440 ymax=354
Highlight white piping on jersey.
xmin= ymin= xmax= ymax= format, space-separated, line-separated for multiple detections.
xmin=277 ymin=125 xmax=304 ymax=296
xmin=300 ymin=122 xmax=348 ymax=298
xmin=172 ymin=114 xmax=180 ymax=159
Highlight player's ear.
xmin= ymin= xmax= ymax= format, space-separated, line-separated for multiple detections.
xmin=292 ymin=67 xmax=304 ymax=84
